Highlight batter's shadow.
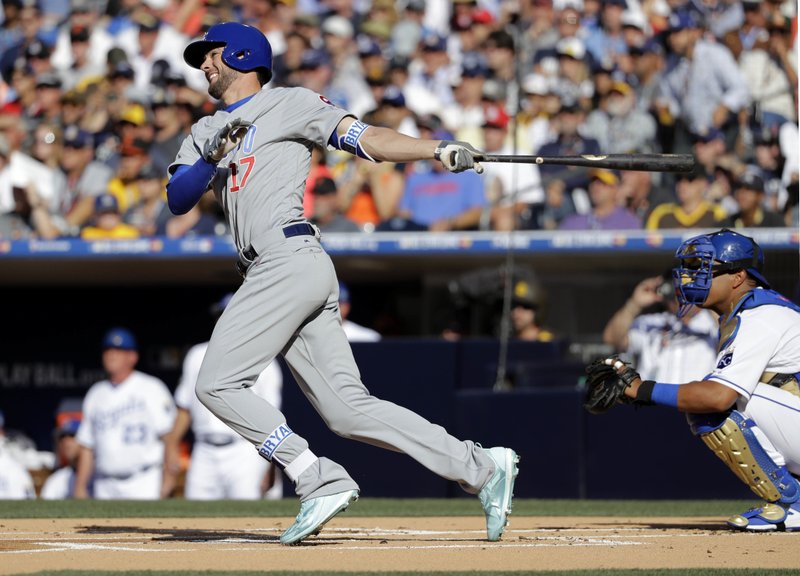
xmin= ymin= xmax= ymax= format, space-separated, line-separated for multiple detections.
xmin=77 ymin=525 xmax=280 ymax=543
xmin=76 ymin=525 xmax=405 ymax=546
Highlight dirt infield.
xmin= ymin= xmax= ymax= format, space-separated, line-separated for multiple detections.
xmin=1 ymin=516 xmax=796 ymax=574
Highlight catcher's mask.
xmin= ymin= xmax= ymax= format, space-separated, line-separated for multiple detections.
xmin=672 ymin=229 xmax=769 ymax=318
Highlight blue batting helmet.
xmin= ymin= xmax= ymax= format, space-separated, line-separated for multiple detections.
xmin=183 ymin=22 xmax=273 ymax=82
xmin=672 ymin=229 xmax=769 ymax=317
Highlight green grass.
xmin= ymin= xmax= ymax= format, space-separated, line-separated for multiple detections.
xmin=0 ymin=498 xmax=758 ymax=519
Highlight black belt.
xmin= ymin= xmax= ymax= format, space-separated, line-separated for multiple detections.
xmin=196 ymin=434 xmax=238 ymax=447
xmin=238 ymin=223 xmax=316 ymax=276
xmin=95 ymin=463 xmax=157 ymax=480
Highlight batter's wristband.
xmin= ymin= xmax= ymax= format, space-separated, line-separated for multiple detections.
xmin=635 ymin=380 xmax=656 ymax=405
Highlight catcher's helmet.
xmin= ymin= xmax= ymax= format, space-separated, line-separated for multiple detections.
xmin=672 ymin=229 xmax=769 ymax=317
xmin=183 ymin=22 xmax=272 ymax=82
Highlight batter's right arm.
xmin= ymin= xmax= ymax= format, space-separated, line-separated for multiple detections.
xmin=73 ymin=445 xmax=95 ymax=499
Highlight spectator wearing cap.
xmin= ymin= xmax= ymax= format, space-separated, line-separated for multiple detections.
xmin=510 ymin=278 xmax=554 ymax=342
xmin=50 ymin=0 xmax=116 ymax=78
xmin=148 ymin=89 xmax=188 ymax=175
xmin=106 ymin=135 xmax=152 ymax=212
xmin=338 ymin=282 xmax=381 ymax=342
xmin=310 ymin=176 xmax=361 ymax=233
xmin=270 ymin=29 xmax=311 ymax=87
xmin=725 ymin=0 xmax=766 ymax=53
xmin=520 ymin=73 xmax=559 ymax=155
xmin=690 ymin=128 xmax=735 ymax=198
xmin=0 ymin=2 xmax=56 ymax=82
xmin=617 ymin=169 xmax=674 ymax=223
xmin=58 ymin=125 xmax=113 ymax=234
xmin=583 ymin=0 xmax=629 ymax=70
xmin=390 ymin=0 xmax=426 ymax=58
xmin=689 ymin=0 xmax=744 ymax=40
xmin=405 ymin=32 xmax=456 ymax=116
xmin=321 ymin=15 xmax=374 ymax=119
xmin=522 ymin=0 xmax=560 ymax=65
xmin=31 ymin=71 xmax=63 ymax=124
xmin=40 ymin=416 xmax=84 ymax=500
xmin=628 ymin=38 xmax=664 ymax=115
xmin=536 ymin=100 xmax=601 ymax=228
xmin=73 ymin=327 xmax=176 ymax=500
xmin=559 ymin=168 xmax=642 ymax=230
xmin=553 ymin=36 xmax=594 ymax=110
xmin=56 ymin=22 xmax=106 ymax=91
xmin=296 ymin=48 xmax=349 ymax=111
xmin=737 ymin=14 xmax=797 ymax=131
xmin=377 ymin=85 xmax=419 ymax=137
xmin=356 ymin=34 xmax=385 ymax=84
xmin=482 ymin=30 xmax=520 ymax=112
xmin=751 ymin=124 xmax=797 ymax=215
xmin=656 ymin=7 xmax=749 ymax=152
xmin=124 ymin=9 xmax=203 ymax=95
xmin=723 ymin=171 xmax=785 ymax=229
xmin=123 ymin=164 xmax=171 ymax=237
xmin=480 ymin=104 xmax=545 ymax=231
xmin=441 ymin=53 xmax=489 ymax=138
xmin=80 ymin=192 xmax=140 ymax=240
xmin=645 ymin=166 xmax=727 ymax=229
xmin=583 ymin=80 xmax=656 ymax=153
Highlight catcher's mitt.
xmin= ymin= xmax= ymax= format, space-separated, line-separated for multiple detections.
xmin=583 ymin=355 xmax=642 ymax=414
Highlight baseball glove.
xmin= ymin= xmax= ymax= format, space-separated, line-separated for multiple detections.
xmin=583 ymin=355 xmax=642 ymax=414
xmin=204 ymin=118 xmax=252 ymax=163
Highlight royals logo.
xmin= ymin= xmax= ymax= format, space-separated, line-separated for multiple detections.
xmin=716 ymin=351 xmax=734 ymax=369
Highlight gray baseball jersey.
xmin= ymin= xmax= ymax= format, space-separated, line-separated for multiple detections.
xmin=171 ymin=86 xmax=495 ymax=502
xmin=171 ymin=87 xmax=348 ymax=250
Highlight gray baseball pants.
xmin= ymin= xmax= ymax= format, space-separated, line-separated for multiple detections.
xmin=196 ymin=232 xmax=495 ymax=500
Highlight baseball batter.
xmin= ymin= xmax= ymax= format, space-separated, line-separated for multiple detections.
xmin=167 ymin=22 xmax=518 ymax=544
xmin=74 ymin=328 xmax=176 ymax=500
xmin=585 ymin=229 xmax=800 ymax=531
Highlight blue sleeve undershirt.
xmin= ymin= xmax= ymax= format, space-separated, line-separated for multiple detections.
xmin=166 ymin=158 xmax=217 ymax=215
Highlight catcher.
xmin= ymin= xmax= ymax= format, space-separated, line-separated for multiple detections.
xmin=584 ymin=229 xmax=800 ymax=532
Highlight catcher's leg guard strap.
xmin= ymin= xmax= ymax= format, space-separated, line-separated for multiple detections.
xmin=693 ymin=410 xmax=799 ymax=504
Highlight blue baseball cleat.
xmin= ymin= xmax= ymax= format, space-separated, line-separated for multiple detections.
xmin=478 ymin=447 xmax=520 ymax=541
xmin=280 ymin=489 xmax=359 ymax=545
xmin=727 ymin=501 xmax=800 ymax=532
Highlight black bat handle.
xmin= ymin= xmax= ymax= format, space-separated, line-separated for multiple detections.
xmin=481 ymin=154 xmax=696 ymax=173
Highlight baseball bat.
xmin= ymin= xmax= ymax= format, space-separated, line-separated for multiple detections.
xmin=480 ymin=153 xmax=695 ymax=173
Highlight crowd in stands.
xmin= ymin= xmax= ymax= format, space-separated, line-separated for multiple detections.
xmin=0 ymin=0 xmax=796 ymax=239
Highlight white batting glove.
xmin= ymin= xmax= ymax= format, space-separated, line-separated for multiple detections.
xmin=204 ymin=118 xmax=252 ymax=163
xmin=434 ymin=140 xmax=485 ymax=174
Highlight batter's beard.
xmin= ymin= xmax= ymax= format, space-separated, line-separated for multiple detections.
xmin=208 ymin=67 xmax=237 ymax=100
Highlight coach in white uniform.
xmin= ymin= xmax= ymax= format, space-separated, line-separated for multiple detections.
xmin=74 ymin=328 xmax=176 ymax=500
xmin=164 ymin=295 xmax=284 ymax=500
